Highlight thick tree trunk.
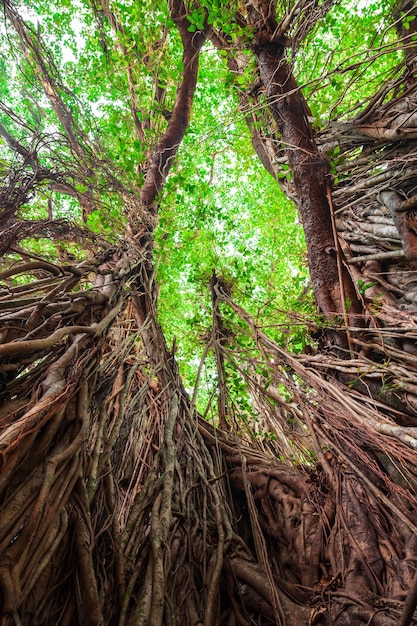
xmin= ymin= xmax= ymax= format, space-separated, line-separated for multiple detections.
xmin=254 ymin=40 xmax=362 ymax=323
xmin=2 ymin=1 xmax=417 ymax=625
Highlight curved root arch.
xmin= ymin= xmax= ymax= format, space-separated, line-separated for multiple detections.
xmin=0 ymin=235 xmax=416 ymax=625
xmin=0 ymin=240 xmax=305 ymax=625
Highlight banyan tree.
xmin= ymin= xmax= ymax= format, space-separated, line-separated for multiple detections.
xmin=1 ymin=0 xmax=417 ymax=624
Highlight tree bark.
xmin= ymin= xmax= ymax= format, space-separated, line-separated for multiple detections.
xmin=140 ymin=0 xmax=207 ymax=208
xmin=254 ymin=41 xmax=362 ymax=323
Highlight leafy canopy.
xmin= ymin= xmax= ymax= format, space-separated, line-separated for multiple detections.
xmin=0 ymin=0 xmax=403 ymax=397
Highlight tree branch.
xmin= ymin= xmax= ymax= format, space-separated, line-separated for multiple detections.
xmin=254 ymin=40 xmax=362 ymax=322
xmin=140 ymin=0 xmax=208 ymax=207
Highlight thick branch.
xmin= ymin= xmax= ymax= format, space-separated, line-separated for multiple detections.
xmin=210 ymin=272 xmax=230 ymax=431
xmin=254 ymin=41 xmax=362 ymax=320
xmin=140 ymin=0 xmax=207 ymax=206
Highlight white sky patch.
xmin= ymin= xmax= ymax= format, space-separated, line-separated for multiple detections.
xmin=356 ymin=0 xmax=374 ymax=9
xmin=16 ymin=2 xmax=87 ymax=65
xmin=89 ymin=96 xmax=128 ymax=118
xmin=353 ymin=0 xmax=385 ymax=17
xmin=63 ymin=15 xmax=87 ymax=64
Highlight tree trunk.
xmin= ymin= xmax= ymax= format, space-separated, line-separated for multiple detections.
xmin=254 ymin=41 xmax=362 ymax=323
xmin=1 ymin=1 xmax=417 ymax=625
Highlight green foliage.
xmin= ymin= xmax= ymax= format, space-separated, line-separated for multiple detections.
xmin=1 ymin=0 xmax=403 ymax=425
xmin=153 ymin=46 xmax=309 ymax=396
xmin=296 ymin=0 xmax=402 ymax=125
xmin=185 ymin=0 xmax=250 ymax=40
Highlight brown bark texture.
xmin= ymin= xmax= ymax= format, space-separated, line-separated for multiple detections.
xmin=1 ymin=1 xmax=417 ymax=626
xmin=254 ymin=41 xmax=361 ymax=322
